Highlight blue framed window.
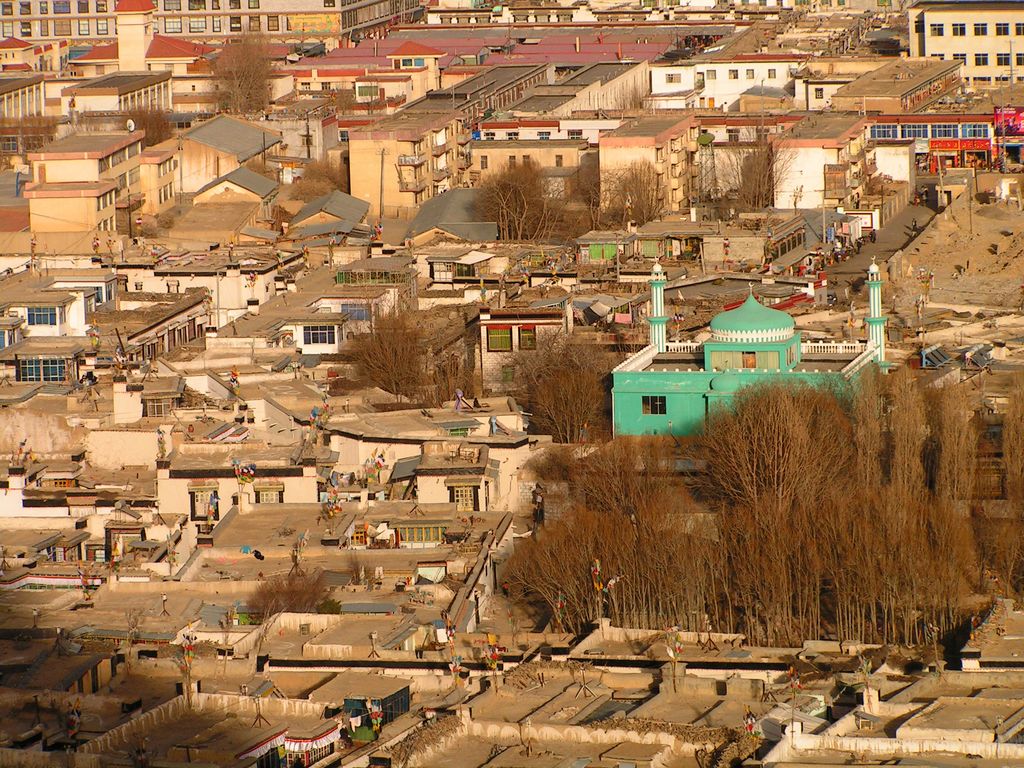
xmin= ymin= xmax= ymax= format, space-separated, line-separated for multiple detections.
xmin=869 ymin=124 xmax=898 ymax=139
xmin=901 ymin=124 xmax=929 ymax=138
xmin=27 ymin=306 xmax=57 ymax=325
xmin=340 ymin=304 xmax=370 ymax=321
xmin=303 ymin=325 xmax=336 ymax=345
xmin=962 ymin=123 xmax=989 ymax=138
xmin=17 ymin=358 xmax=65 ymax=382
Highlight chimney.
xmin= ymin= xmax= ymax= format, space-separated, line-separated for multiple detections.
xmin=112 ymin=376 xmax=144 ymax=425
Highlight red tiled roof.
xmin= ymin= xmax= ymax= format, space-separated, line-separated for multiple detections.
xmin=74 ymin=34 xmax=215 ymax=62
xmin=114 ymin=0 xmax=156 ymax=11
xmin=1 ymin=63 xmax=32 ymax=70
xmin=388 ymin=41 xmax=444 ymax=57
xmin=146 ymin=35 xmax=215 ymax=58
xmin=0 ymin=207 xmax=30 ymax=232
xmin=0 ymin=37 xmax=31 ymax=50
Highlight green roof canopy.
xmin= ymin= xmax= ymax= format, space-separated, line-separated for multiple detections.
xmin=709 ymin=294 xmax=795 ymax=343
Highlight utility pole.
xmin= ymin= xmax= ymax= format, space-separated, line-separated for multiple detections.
xmin=303 ymin=109 xmax=313 ymax=160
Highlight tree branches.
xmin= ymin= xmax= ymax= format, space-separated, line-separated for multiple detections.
xmin=213 ymin=34 xmax=273 ymax=114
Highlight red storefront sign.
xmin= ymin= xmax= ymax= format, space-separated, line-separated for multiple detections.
xmin=929 ymin=139 xmax=990 ymax=151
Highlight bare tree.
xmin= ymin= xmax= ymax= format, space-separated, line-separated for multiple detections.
xmin=512 ymin=337 xmax=610 ymax=443
xmin=127 ymin=108 xmax=173 ymax=147
xmin=0 ymin=115 xmax=59 ymax=168
xmin=214 ymin=33 xmax=273 ymax=114
xmin=476 ymin=163 xmax=559 ymax=241
xmin=605 ymin=161 xmax=663 ymax=226
xmin=718 ymin=134 xmax=793 ymax=211
xmin=292 ymin=159 xmax=347 ymax=201
xmin=350 ymin=311 xmax=426 ymax=402
xmin=249 ymin=569 xmax=329 ymax=618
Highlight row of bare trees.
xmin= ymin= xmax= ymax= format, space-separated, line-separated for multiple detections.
xmin=507 ymin=369 xmax=1006 ymax=647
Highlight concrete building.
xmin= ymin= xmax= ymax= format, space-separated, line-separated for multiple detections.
xmin=909 ymin=0 xmax=1024 ymax=87
xmin=347 ymin=110 xmax=465 ymax=220
xmin=0 ymin=72 xmax=43 ymax=120
xmin=650 ymin=53 xmax=807 ymax=112
xmin=611 ymin=262 xmax=885 ymax=436
xmin=599 ymin=115 xmax=699 ymax=217
xmin=829 ymin=58 xmax=962 ymax=113
xmin=0 ymin=0 xmax=418 ymax=46
xmin=61 ymin=70 xmax=172 ymax=115
xmin=179 ymin=114 xmax=281 ymax=194
xmin=774 ymin=113 xmax=869 ymax=211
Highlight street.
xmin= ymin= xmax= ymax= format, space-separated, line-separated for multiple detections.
xmin=826 ymin=201 xmax=937 ymax=295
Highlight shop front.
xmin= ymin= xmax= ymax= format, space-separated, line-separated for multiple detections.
xmin=927 ymin=138 xmax=991 ymax=172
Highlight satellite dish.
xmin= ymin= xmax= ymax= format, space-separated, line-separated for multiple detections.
xmin=126 ymin=119 xmax=136 ymax=132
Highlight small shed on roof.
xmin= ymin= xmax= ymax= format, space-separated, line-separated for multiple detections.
xmin=291 ymin=190 xmax=370 ymax=229
xmin=195 ymin=166 xmax=279 ymax=205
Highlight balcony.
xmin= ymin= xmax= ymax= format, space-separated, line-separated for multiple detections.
xmin=399 ymin=177 xmax=428 ymax=193
xmin=397 ymin=153 xmax=426 ymax=166
xmin=432 ymin=142 xmax=448 ymax=157
xmin=433 ymin=167 xmax=450 ymax=182
xmin=457 ymin=132 xmax=471 ymax=145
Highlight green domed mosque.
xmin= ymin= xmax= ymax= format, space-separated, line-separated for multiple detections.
xmin=611 ymin=262 xmax=886 ymax=436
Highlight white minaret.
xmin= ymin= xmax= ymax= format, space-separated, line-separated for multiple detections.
xmin=648 ymin=261 xmax=668 ymax=353
xmin=865 ymin=259 xmax=886 ymax=365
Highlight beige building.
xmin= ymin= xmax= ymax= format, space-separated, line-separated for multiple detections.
xmin=909 ymin=0 xmax=1024 ymax=87
xmin=179 ymin=114 xmax=281 ymax=193
xmin=0 ymin=73 xmax=43 ymax=120
xmin=599 ymin=115 xmax=699 ymax=217
xmin=348 ymin=110 xmax=466 ymax=220
xmin=26 ymin=130 xmax=147 ymax=233
xmin=829 ymin=58 xmax=962 ymax=114
xmin=472 ymin=139 xmax=592 ymax=196
xmin=61 ymin=70 xmax=171 ymax=116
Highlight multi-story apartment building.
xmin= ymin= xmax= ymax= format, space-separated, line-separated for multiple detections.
xmin=774 ymin=113 xmax=868 ymax=211
xmin=650 ymin=53 xmax=808 ymax=112
xmin=909 ymin=0 xmax=1024 ymax=87
xmin=0 ymin=0 xmax=419 ymax=46
xmin=599 ymin=115 xmax=699 ymax=217
xmin=348 ymin=110 xmax=465 ymax=219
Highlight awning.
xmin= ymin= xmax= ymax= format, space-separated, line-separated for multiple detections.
xmin=236 ymin=730 xmax=287 ymax=761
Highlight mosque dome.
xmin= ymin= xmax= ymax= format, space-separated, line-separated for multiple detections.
xmin=709 ymin=294 xmax=796 ymax=343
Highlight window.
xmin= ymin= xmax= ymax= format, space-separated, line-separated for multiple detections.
xmin=52 ymin=0 xmax=67 ymax=10
xmin=952 ymin=22 xmax=965 ymax=35
xmin=52 ymin=19 xmax=70 ymax=34
xmin=248 ymin=15 xmax=259 ymax=29
xmin=567 ymin=129 xmax=583 ymax=140
xmin=728 ymin=69 xmax=738 ymax=79
xmin=96 ymin=18 xmax=106 ymax=32
xmin=745 ymin=68 xmax=754 ymax=78
xmin=77 ymin=19 xmax=89 ymax=34
xmin=997 ymin=22 xmax=1010 ymax=35
xmin=76 ymin=0 xmax=86 ymax=8
xmin=767 ymin=68 xmax=776 ymax=78
xmin=229 ymin=0 xmax=238 ymax=7
xmin=18 ymin=1 xmax=27 ymax=12
xmin=27 ymin=306 xmax=57 ymax=325
xmin=705 ymin=69 xmax=716 ymax=80
xmin=870 ymin=124 xmax=898 ymax=139
xmin=537 ymin=131 xmax=550 ymax=140
xmin=38 ymin=1 xmax=45 ymax=11
xmin=339 ymin=303 xmax=369 ymax=321
xmin=1 ymin=4 xmax=12 ymax=15
xmin=554 ymin=154 xmax=563 ymax=167
xmin=953 ymin=53 xmax=967 ymax=63
xmin=142 ymin=398 xmax=173 ymax=417
xmin=963 ymin=123 xmax=989 ymax=138
xmin=18 ymin=20 xmax=27 ymax=34
xmin=188 ymin=17 xmax=206 ymax=31
xmin=901 ymin=123 xmax=929 ymax=138
xmin=931 ymin=123 xmax=957 ymax=138
xmin=164 ymin=17 xmax=181 ymax=31
xmin=479 ymin=154 xmax=488 ymax=170
xmin=267 ymin=14 xmax=278 ymax=29
xmin=256 ymin=488 xmax=283 ymax=504
xmin=642 ymin=395 xmax=666 ymax=415
xmin=1018 ymin=22 xmax=1024 ymax=35
xmin=211 ymin=16 xmax=219 ymax=30
xmin=813 ymin=87 xmax=824 ymax=99
xmin=188 ymin=0 xmax=204 ymax=7
xmin=17 ymin=358 xmax=65 ymax=382
xmin=519 ymin=326 xmax=536 ymax=350
xmin=325 ymin=0 xmax=335 ymax=5
xmin=247 ymin=0 xmax=257 ymax=6
xmin=665 ymin=72 xmax=681 ymax=84
xmin=164 ymin=0 xmax=179 ymax=7
xmin=998 ymin=52 xmax=1011 ymax=66
xmin=451 ymin=485 xmax=475 ymax=512
xmin=189 ymin=489 xmax=217 ymax=520
xmin=37 ymin=19 xmax=46 ymax=34
xmin=974 ymin=22 xmax=988 ymax=35
xmin=228 ymin=15 xmax=240 ymax=29
xmin=96 ymin=0 xmax=105 ymax=9
xmin=975 ymin=53 xmax=989 ymax=66
xmin=303 ymin=325 xmax=336 ymax=345
xmin=486 ymin=326 xmax=512 ymax=351
xmin=1018 ymin=53 xmax=1024 ymax=66
xmin=929 ymin=23 xmax=943 ymax=36
xmin=506 ymin=130 xmax=518 ymax=140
